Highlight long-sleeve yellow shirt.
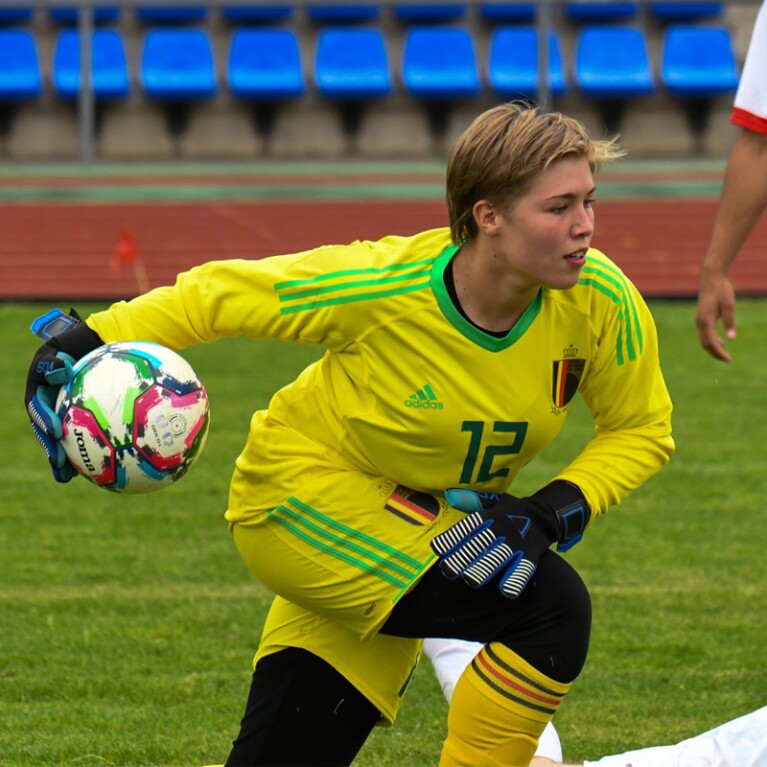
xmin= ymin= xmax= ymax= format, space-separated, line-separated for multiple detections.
xmin=88 ymin=227 xmax=674 ymax=525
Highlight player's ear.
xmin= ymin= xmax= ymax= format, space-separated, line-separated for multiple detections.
xmin=472 ymin=200 xmax=501 ymax=236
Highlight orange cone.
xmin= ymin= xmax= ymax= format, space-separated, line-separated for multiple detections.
xmin=111 ymin=228 xmax=149 ymax=294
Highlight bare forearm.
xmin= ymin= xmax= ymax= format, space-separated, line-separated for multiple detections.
xmin=701 ymin=128 xmax=767 ymax=278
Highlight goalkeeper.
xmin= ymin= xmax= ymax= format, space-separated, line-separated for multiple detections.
xmin=25 ymin=102 xmax=674 ymax=767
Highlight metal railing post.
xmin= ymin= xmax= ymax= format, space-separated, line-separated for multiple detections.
xmin=77 ymin=1 xmax=95 ymax=163
xmin=537 ymin=0 xmax=553 ymax=111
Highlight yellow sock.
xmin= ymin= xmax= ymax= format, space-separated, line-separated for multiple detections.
xmin=439 ymin=642 xmax=571 ymax=767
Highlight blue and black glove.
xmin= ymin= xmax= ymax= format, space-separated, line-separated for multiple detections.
xmin=24 ymin=308 xmax=104 ymax=482
xmin=430 ymin=480 xmax=590 ymax=599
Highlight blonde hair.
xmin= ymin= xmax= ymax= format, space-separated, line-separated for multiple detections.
xmin=446 ymin=102 xmax=625 ymax=244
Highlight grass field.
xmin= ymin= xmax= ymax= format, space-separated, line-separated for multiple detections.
xmin=2 ymin=299 xmax=766 ymax=766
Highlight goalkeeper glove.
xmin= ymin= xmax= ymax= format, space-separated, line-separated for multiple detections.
xmin=25 ymin=309 xmax=104 ymax=482
xmin=430 ymin=481 xmax=590 ymax=599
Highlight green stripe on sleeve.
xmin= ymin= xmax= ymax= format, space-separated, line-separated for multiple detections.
xmin=579 ymin=259 xmax=644 ymax=364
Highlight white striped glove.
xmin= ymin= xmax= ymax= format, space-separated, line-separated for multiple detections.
xmin=430 ymin=481 xmax=590 ymax=599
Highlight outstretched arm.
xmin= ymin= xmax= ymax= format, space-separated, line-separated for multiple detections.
xmin=696 ymin=128 xmax=767 ymax=361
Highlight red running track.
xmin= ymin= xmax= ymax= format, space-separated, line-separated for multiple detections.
xmin=2 ymin=199 xmax=767 ymax=301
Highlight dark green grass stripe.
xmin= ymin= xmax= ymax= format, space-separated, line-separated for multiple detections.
xmin=0 ymin=178 xmax=724 ymax=204
xmin=0 ymin=160 xmax=448 ymax=178
xmin=0 ymin=183 xmax=447 ymax=204
xmin=0 ymin=158 xmax=725 ymax=178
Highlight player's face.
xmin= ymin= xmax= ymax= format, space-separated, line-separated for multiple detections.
xmin=497 ymin=155 xmax=596 ymax=292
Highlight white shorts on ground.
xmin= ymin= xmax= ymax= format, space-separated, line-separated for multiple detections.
xmin=583 ymin=705 xmax=767 ymax=767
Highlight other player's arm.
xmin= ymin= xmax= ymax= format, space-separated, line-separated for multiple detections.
xmin=696 ymin=128 xmax=767 ymax=362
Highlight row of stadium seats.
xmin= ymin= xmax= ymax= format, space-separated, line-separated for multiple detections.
xmin=0 ymin=2 xmax=727 ymax=26
xmin=0 ymin=24 xmax=739 ymax=124
xmin=1 ymin=2 xmax=750 ymax=161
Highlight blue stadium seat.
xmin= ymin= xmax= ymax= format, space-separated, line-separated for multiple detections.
xmin=0 ymin=28 xmax=40 ymax=139
xmin=221 ymin=5 xmax=294 ymax=23
xmin=315 ymin=27 xmax=391 ymax=138
xmin=228 ymin=28 xmax=304 ymax=100
xmin=661 ymin=26 xmax=738 ymax=97
xmin=49 ymin=6 xmax=121 ymax=24
xmin=393 ymin=4 xmax=466 ymax=22
xmin=136 ymin=5 xmax=207 ymax=24
xmin=575 ymin=26 xmax=653 ymax=98
xmin=141 ymin=28 xmax=217 ymax=141
xmin=228 ymin=27 xmax=303 ymax=141
xmin=402 ymin=27 xmax=479 ymax=140
xmin=0 ymin=7 xmax=34 ymax=24
xmin=575 ymin=26 xmax=653 ymax=133
xmin=479 ymin=4 xmax=536 ymax=22
xmin=315 ymin=27 xmax=391 ymax=99
xmin=53 ymin=29 xmax=130 ymax=100
xmin=661 ymin=25 xmax=738 ymax=144
xmin=402 ymin=27 xmax=479 ymax=100
xmin=488 ymin=27 xmax=566 ymax=100
xmin=565 ymin=2 xmax=639 ymax=21
xmin=141 ymin=28 xmax=217 ymax=101
xmin=307 ymin=4 xmax=380 ymax=23
xmin=649 ymin=2 xmax=723 ymax=20
xmin=0 ymin=29 xmax=41 ymax=100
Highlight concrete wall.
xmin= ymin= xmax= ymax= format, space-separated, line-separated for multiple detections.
xmin=0 ymin=1 xmax=760 ymax=162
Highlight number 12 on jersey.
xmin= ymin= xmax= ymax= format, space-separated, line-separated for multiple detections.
xmin=459 ymin=420 xmax=528 ymax=484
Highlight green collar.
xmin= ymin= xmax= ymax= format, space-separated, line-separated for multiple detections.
xmin=430 ymin=244 xmax=543 ymax=352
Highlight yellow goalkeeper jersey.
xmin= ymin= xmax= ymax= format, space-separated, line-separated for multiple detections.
xmin=88 ymin=227 xmax=674 ymax=523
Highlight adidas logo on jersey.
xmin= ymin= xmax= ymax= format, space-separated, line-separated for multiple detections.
xmin=405 ymin=384 xmax=444 ymax=410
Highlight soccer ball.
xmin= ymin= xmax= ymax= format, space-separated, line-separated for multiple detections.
xmin=56 ymin=341 xmax=210 ymax=494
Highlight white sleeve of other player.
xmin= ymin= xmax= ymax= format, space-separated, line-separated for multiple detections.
xmin=733 ymin=0 xmax=767 ymax=125
xmin=583 ymin=705 xmax=767 ymax=767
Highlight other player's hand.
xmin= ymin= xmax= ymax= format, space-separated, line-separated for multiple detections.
xmin=696 ymin=272 xmax=736 ymax=362
xmin=430 ymin=481 xmax=589 ymax=599
xmin=24 ymin=309 xmax=104 ymax=482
